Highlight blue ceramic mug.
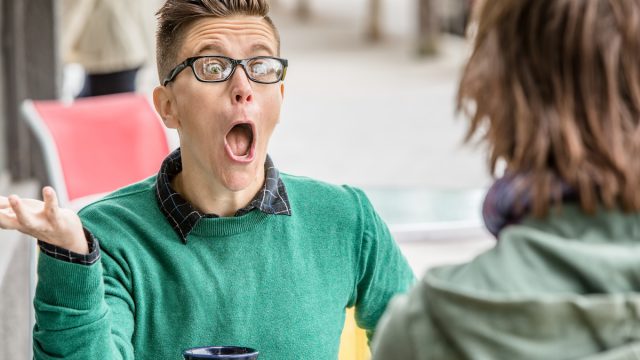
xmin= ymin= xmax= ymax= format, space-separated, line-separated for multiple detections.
xmin=182 ymin=346 xmax=259 ymax=359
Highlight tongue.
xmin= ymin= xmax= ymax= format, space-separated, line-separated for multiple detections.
xmin=226 ymin=125 xmax=252 ymax=156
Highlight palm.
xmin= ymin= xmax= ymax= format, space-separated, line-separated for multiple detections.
xmin=0 ymin=187 xmax=86 ymax=253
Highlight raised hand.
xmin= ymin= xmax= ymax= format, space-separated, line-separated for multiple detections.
xmin=0 ymin=186 xmax=88 ymax=254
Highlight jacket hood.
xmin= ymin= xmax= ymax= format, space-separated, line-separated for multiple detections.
xmin=421 ymin=205 xmax=640 ymax=359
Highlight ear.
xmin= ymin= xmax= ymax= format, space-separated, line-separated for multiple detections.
xmin=280 ymin=82 xmax=285 ymax=99
xmin=153 ymin=85 xmax=179 ymax=129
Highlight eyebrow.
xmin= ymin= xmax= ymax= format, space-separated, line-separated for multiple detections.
xmin=194 ymin=42 xmax=276 ymax=57
xmin=195 ymin=43 xmax=225 ymax=56
xmin=250 ymin=43 xmax=276 ymax=56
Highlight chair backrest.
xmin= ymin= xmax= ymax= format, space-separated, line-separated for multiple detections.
xmin=339 ymin=308 xmax=370 ymax=360
xmin=21 ymin=93 xmax=171 ymax=207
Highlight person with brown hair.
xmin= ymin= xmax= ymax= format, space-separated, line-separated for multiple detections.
xmin=372 ymin=0 xmax=640 ymax=358
xmin=0 ymin=0 xmax=413 ymax=358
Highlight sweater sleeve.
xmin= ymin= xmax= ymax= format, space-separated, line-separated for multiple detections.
xmin=33 ymin=238 xmax=135 ymax=359
xmin=349 ymin=188 xmax=415 ymax=341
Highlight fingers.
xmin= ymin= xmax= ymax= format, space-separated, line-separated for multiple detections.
xmin=0 ymin=200 xmax=18 ymax=229
xmin=0 ymin=195 xmax=19 ymax=230
xmin=8 ymin=195 xmax=34 ymax=229
xmin=0 ymin=195 xmax=9 ymax=209
xmin=0 ymin=188 xmax=62 ymax=235
xmin=42 ymin=187 xmax=60 ymax=222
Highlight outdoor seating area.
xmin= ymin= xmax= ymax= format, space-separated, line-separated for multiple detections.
xmin=5 ymin=0 xmax=633 ymax=359
xmin=0 ymin=1 xmax=489 ymax=358
xmin=0 ymin=97 xmax=491 ymax=356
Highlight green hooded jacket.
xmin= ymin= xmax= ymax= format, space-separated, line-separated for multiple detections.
xmin=372 ymin=205 xmax=640 ymax=360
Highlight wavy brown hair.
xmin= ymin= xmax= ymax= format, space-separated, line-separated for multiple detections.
xmin=156 ymin=0 xmax=280 ymax=83
xmin=458 ymin=0 xmax=640 ymax=216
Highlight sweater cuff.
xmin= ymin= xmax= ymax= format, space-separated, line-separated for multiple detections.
xmin=35 ymin=244 xmax=104 ymax=310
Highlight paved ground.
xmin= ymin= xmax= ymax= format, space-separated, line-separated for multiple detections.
xmin=268 ymin=4 xmax=491 ymax=189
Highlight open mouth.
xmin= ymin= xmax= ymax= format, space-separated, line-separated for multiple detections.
xmin=224 ymin=122 xmax=256 ymax=162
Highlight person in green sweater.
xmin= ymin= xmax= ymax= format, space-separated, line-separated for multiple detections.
xmin=371 ymin=0 xmax=640 ymax=359
xmin=0 ymin=1 xmax=414 ymax=358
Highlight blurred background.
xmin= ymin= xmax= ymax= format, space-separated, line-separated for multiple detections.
xmin=60 ymin=0 xmax=490 ymax=191
xmin=0 ymin=0 xmax=493 ymax=358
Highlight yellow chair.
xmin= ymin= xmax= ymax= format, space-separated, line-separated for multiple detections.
xmin=339 ymin=308 xmax=371 ymax=360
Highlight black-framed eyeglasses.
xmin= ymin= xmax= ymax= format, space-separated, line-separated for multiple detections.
xmin=163 ymin=55 xmax=288 ymax=86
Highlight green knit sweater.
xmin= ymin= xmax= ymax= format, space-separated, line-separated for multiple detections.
xmin=33 ymin=174 xmax=414 ymax=359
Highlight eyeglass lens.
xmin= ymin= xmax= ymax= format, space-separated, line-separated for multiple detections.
xmin=194 ymin=57 xmax=284 ymax=83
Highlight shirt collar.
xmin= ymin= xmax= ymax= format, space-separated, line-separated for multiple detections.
xmin=155 ymin=148 xmax=292 ymax=243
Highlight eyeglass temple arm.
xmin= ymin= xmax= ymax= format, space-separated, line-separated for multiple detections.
xmin=163 ymin=63 xmax=188 ymax=86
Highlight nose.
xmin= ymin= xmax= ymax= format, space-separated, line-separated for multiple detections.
xmin=229 ymin=65 xmax=253 ymax=104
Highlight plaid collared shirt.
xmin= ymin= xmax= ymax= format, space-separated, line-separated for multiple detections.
xmin=39 ymin=148 xmax=292 ymax=264
xmin=38 ymin=228 xmax=101 ymax=265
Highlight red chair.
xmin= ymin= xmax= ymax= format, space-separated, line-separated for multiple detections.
xmin=21 ymin=93 xmax=172 ymax=209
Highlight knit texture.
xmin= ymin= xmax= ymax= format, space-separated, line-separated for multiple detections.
xmin=33 ymin=174 xmax=414 ymax=359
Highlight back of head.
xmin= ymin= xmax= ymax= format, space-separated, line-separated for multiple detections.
xmin=459 ymin=0 xmax=640 ymax=216
xmin=155 ymin=0 xmax=279 ymax=83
